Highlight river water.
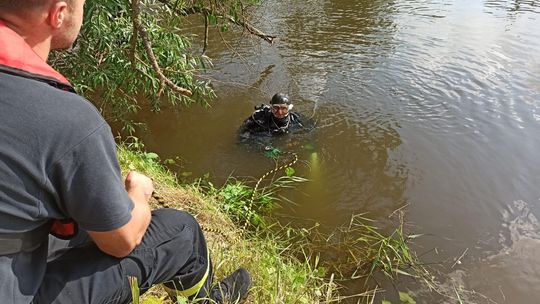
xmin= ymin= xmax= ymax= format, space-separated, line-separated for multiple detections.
xmin=134 ymin=0 xmax=540 ymax=302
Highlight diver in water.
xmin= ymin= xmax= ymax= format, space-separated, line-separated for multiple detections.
xmin=239 ymin=93 xmax=304 ymax=137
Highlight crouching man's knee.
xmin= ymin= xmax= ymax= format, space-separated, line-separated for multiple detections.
xmin=146 ymin=209 xmax=211 ymax=301
xmin=122 ymin=208 xmax=209 ymax=293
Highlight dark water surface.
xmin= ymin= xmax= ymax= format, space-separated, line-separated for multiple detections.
xmin=134 ymin=0 xmax=540 ymax=302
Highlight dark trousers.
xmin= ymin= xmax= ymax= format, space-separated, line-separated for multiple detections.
xmin=33 ymin=209 xmax=211 ymax=304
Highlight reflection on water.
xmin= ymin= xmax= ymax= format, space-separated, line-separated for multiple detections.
xmin=484 ymin=0 xmax=540 ymax=15
xmin=132 ymin=0 xmax=540 ymax=301
xmin=275 ymin=105 xmax=406 ymax=228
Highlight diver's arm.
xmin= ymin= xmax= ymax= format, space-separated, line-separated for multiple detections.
xmin=241 ymin=108 xmax=270 ymax=133
xmin=240 ymin=116 xmax=257 ymax=134
xmin=291 ymin=112 xmax=304 ymax=128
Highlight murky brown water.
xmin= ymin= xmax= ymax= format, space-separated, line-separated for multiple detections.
xmin=132 ymin=0 xmax=540 ymax=302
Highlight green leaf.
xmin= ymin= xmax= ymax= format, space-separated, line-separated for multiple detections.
xmin=163 ymin=158 xmax=176 ymax=165
xmin=175 ymin=295 xmax=188 ymax=304
xmin=382 ymin=300 xmax=392 ymax=304
xmin=399 ymin=291 xmax=416 ymax=304
xmin=303 ymin=143 xmax=315 ymax=151
xmin=263 ymin=147 xmax=281 ymax=158
xmin=141 ymin=296 xmax=166 ymax=304
xmin=144 ymin=152 xmax=159 ymax=160
xmin=285 ymin=167 xmax=295 ymax=177
xmin=208 ymin=14 xmax=218 ymax=25
xmin=128 ymin=276 xmax=139 ymax=304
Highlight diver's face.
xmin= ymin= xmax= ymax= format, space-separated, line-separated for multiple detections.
xmin=271 ymin=104 xmax=289 ymax=119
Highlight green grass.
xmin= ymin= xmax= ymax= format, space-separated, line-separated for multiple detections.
xmin=116 ymin=141 xmax=427 ymax=303
xmin=117 ymin=142 xmax=341 ymax=303
xmin=118 ymin=141 xmax=488 ymax=304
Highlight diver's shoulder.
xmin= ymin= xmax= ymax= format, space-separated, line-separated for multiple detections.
xmin=252 ymin=105 xmax=271 ymax=119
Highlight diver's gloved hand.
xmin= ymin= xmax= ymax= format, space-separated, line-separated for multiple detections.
xmin=263 ymin=146 xmax=281 ymax=157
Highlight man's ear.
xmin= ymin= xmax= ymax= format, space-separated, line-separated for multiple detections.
xmin=288 ymin=104 xmax=294 ymax=110
xmin=48 ymin=1 xmax=68 ymax=29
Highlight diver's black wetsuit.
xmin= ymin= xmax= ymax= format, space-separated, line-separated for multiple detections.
xmin=239 ymin=105 xmax=303 ymax=136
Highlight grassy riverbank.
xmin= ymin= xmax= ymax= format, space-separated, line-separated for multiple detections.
xmin=117 ymin=144 xmax=341 ymax=303
xmin=117 ymin=142 xmax=458 ymax=304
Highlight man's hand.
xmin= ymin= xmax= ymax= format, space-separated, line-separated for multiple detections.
xmin=88 ymin=171 xmax=153 ymax=258
xmin=125 ymin=171 xmax=154 ymax=203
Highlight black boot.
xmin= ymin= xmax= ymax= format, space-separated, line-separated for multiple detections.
xmin=209 ymin=268 xmax=251 ymax=303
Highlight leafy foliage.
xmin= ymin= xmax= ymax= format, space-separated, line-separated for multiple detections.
xmin=212 ymin=180 xmax=273 ymax=227
xmin=50 ymin=0 xmax=259 ymax=133
xmin=117 ymin=137 xmax=179 ymax=187
xmin=204 ymin=168 xmax=306 ymax=228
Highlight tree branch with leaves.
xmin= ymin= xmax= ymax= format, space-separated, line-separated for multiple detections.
xmin=131 ymin=0 xmax=193 ymax=97
xmin=49 ymin=0 xmax=274 ymax=133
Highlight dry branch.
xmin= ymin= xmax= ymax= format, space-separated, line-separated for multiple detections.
xmin=203 ymin=12 xmax=209 ymax=55
xmin=157 ymin=0 xmax=276 ymax=44
xmin=224 ymin=14 xmax=275 ymax=44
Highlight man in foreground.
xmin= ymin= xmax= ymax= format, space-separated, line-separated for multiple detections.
xmin=0 ymin=0 xmax=250 ymax=303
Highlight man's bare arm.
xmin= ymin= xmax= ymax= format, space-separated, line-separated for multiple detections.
xmin=88 ymin=171 xmax=153 ymax=258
